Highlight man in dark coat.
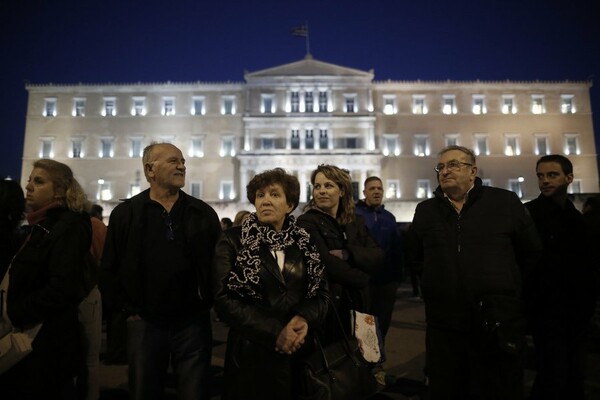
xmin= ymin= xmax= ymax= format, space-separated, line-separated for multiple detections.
xmin=355 ymin=176 xmax=402 ymax=341
xmin=524 ymin=154 xmax=596 ymax=400
xmin=406 ymin=145 xmax=541 ymax=400
xmin=101 ymin=143 xmax=221 ymax=400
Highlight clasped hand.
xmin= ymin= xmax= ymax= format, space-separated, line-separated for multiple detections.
xmin=274 ymin=315 xmax=308 ymax=355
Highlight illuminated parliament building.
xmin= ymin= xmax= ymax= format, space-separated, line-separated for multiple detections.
xmin=21 ymin=55 xmax=599 ymax=221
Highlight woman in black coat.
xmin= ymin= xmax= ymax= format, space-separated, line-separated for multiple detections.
xmin=0 ymin=159 xmax=91 ymax=399
xmin=212 ymin=168 xmax=329 ymax=400
xmin=297 ymin=164 xmax=385 ymax=340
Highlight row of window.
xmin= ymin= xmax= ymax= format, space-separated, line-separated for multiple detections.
xmin=94 ymin=175 xmax=582 ymax=205
xmin=38 ymin=132 xmax=581 ymax=160
xmin=42 ymin=92 xmax=577 ymax=118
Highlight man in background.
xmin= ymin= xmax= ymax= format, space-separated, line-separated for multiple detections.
xmin=525 ymin=154 xmax=596 ymax=400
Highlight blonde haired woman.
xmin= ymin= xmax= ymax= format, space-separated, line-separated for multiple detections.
xmin=0 ymin=159 xmax=92 ymax=399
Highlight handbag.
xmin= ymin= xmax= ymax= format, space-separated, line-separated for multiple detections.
xmin=300 ymin=297 xmax=379 ymax=400
xmin=350 ymin=310 xmax=384 ymax=363
xmin=0 ymin=268 xmax=43 ymax=375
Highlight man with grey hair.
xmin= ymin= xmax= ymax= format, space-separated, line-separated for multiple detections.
xmin=406 ymin=145 xmax=541 ymax=400
xmin=101 ymin=143 xmax=221 ymax=400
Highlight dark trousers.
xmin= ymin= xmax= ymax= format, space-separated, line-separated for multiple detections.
xmin=369 ymin=281 xmax=399 ymax=339
xmin=530 ymin=316 xmax=588 ymax=400
xmin=127 ymin=311 xmax=213 ymax=400
xmin=426 ymin=324 xmax=524 ymax=400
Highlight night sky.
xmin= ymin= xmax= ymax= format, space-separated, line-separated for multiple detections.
xmin=2 ymin=0 xmax=599 ymax=182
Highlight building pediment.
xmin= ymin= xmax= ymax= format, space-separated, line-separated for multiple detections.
xmin=245 ymin=55 xmax=374 ymax=82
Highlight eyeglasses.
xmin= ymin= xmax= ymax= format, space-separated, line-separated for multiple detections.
xmin=434 ymin=161 xmax=474 ymax=173
xmin=164 ymin=213 xmax=175 ymax=241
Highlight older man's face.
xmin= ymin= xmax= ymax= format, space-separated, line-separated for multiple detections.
xmin=436 ymin=149 xmax=477 ymax=194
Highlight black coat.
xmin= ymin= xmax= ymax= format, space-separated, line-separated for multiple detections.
xmin=212 ymin=226 xmax=329 ymax=400
xmin=406 ymin=178 xmax=542 ymax=331
xmin=7 ymin=207 xmax=91 ymax=380
xmin=297 ymin=209 xmax=384 ymax=340
xmin=525 ymin=195 xmax=596 ymax=325
xmin=100 ymin=189 xmax=221 ymax=316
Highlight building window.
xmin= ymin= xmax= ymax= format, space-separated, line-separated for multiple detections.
xmin=383 ymin=135 xmax=400 ymax=156
xmin=344 ymin=94 xmax=357 ymax=113
xmin=220 ymin=136 xmax=235 ymax=157
xmin=508 ymin=178 xmax=524 ymax=198
xmin=564 ymin=134 xmax=580 ymax=155
xmin=305 ymin=92 xmax=314 ymax=113
xmin=318 ymin=129 xmax=329 ymax=149
xmin=222 ymin=96 xmax=235 ymax=115
xmin=73 ymin=98 xmax=86 ymax=117
xmin=162 ymin=97 xmax=175 ymax=116
xmin=561 ymin=94 xmax=576 ymax=114
xmin=319 ymin=91 xmax=328 ymax=112
xmin=383 ymin=95 xmax=397 ymax=115
xmin=412 ymin=95 xmax=428 ymax=114
xmin=568 ymin=180 xmax=581 ymax=194
xmin=531 ymin=95 xmax=545 ymax=114
xmin=189 ymin=137 xmax=204 ymax=157
xmin=260 ymin=136 xmax=275 ymax=150
xmin=534 ymin=135 xmax=549 ymax=155
xmin=131 ymin=97 xmax=146 ymax=116
xmin=97 ymin=179 xmax=112 ymax=201
xmin=504 ymin=134 xmax=520 ymax=156
xmin=192 ymin=96 xmax=205 ymax=116
xmin=340 ymin=135 xmax=359 ymax=149
xmin=305 ymin=129 xmax=315 ymax=149
xmin=472 ymin=95 xmax=487 ymax=115
xmin=474 ymin=135 xmax=489 ymax=156
xmin=219 ymin=181 xmax=235 ymax=200
xmin=386 ymin=180 xmax=401 ymax=199
xmin=502 ymin=95 xmax=517 ymax=114
xmin=70 ymin=138 xmax=84 ymax=158
xmin=130 ymin=137 xmax=143 ymax=158
xmin=44 ymin=98 xmax=57 ymax=117
xmin=290 ymin=92 xmax=300 ymax=112
xmin=102 ymin=97 xmax=116 ymax=116
xmin=445 ymin=134 xmax=460 ymax=147
xmin=481 ymin=179 xmax=492 ymax=186
xmin=39 ymin=138 xmax=54 ymax=158
xmin=128 ymin=182 xmax=141 ymax=198
xmin=414 ymin=135 xmax=430 ymax=157
xmin=100 ymin=138 xmax=114 ymax=158
xmin=261 ymin=94 xmax=275 ymax=114
xmin=190 ymin=182 xmax=202 ymax=199
xmin=442 ymin=95 xmax=457 ymax=115
xmin=291 ymin=129 xmax=300 ymax=149
xmin=416 ymin=180 xmax=431 ymax=199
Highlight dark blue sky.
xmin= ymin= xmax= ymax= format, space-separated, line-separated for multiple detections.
xmin=2 ymin=0 xmax=599 ymax=180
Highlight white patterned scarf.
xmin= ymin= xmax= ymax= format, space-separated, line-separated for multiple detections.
xmin=226 ymin=212 xmax=324 ymax=300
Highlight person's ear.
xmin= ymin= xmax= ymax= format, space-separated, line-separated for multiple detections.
xmin=566 ymin=173 xmax=574 ymax=184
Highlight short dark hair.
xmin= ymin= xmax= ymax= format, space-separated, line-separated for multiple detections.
xmin=536 ymin=154 xmax=573 ymax=175
xmin=0 ymin=179 xmax=25 ymax=227
xmin=220 ymin=217 xmax=233 ymax=228
xmin=438 ymin=145 xmax=477 ymax=165
xmin=90 ymin=204 xmax=103 ymax=219
xmin=364 ymin=176 xmax=382 ymax=187
xmin=246 ymin=168 xmax=300 ymax=212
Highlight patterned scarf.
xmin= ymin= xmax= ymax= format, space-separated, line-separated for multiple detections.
xmin=227 ymin=212 xmax=324 ymax=300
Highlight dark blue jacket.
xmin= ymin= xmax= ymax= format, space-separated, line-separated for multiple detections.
xmin=355 ymin=200 xmax=402 ymax=284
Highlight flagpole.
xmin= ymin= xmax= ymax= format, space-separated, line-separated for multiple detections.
xmin=305 ymin=22 xmax=310 ymax=56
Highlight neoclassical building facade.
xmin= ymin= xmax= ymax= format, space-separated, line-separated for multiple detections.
xmin=21 ymin=56 xmax=599 ymax=221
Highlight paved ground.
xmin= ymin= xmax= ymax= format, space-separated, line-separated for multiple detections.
xmin=97 ymin=283 xmax=600 ymax=399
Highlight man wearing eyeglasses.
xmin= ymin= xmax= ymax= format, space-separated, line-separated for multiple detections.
xmin=101 ymin=142 xmax=221 ymax=400
xmin=524 ymin=154 xmax=595 ymax=400
xmin=406 ymin=145 xmax=541 ymax=400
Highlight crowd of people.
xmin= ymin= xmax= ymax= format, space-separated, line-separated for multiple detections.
xmin=0 ymin=142 xmax=598 ymax=400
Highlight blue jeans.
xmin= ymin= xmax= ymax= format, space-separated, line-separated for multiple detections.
xmin=127 ymin=311 xmax=212 ymax=400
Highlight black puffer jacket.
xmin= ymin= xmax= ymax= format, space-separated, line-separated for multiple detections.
xmin=7 ymin=207 xmax=91 ymax=376
xmin=212 ymin=225 xmax=328 ymax=400
xmin=406 ymin=178 xmax=541 ymax=331
xmin=297 ymin=209 xmax=384 ymax=335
